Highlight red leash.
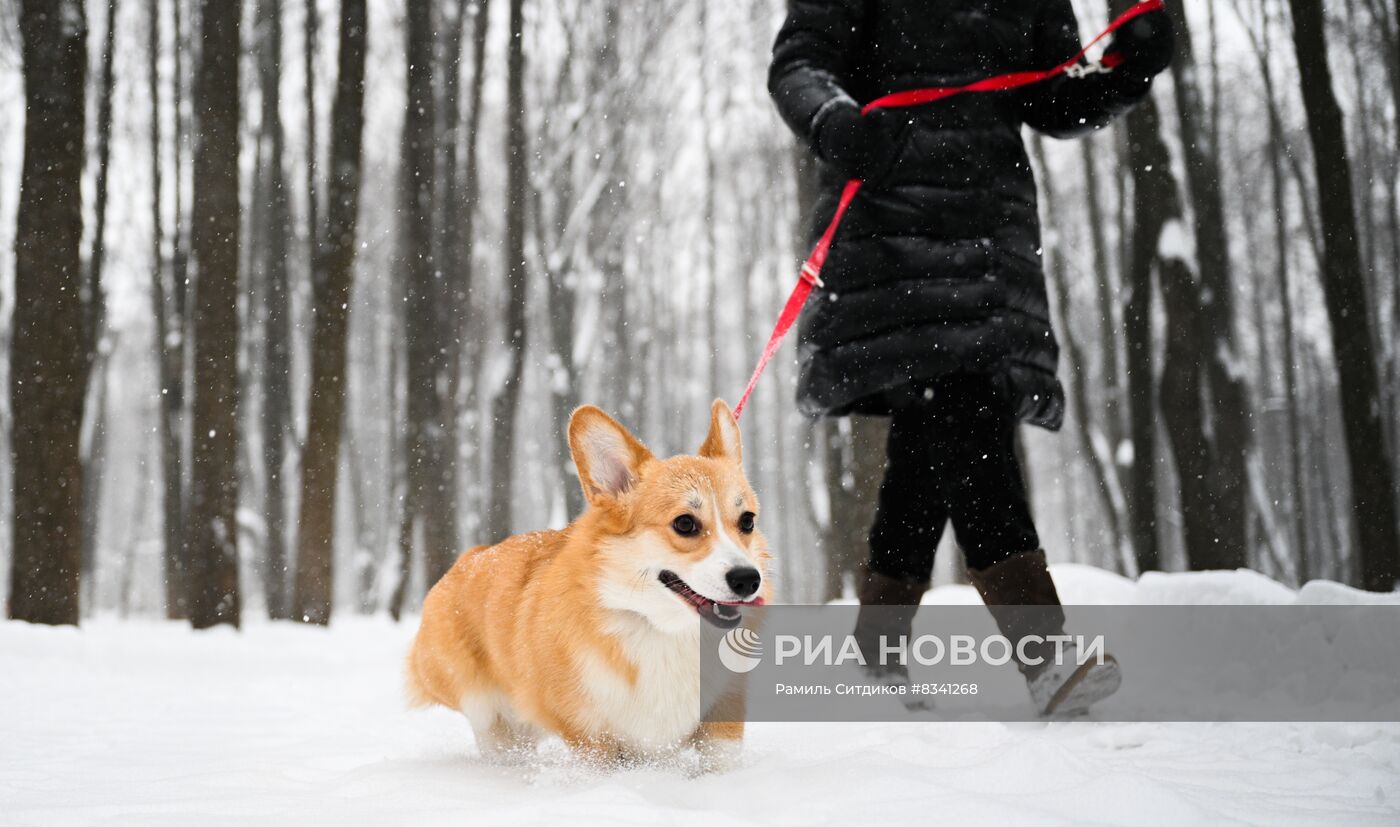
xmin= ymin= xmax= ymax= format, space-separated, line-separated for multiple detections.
xmin=732 ymin=0 xmax=1163 ymax=419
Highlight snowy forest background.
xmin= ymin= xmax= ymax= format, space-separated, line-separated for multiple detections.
xmin=1 ymin=0 xmax=1398 ymax=627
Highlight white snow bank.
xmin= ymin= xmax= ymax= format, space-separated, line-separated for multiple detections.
xmin=836 ymin=564 xmax=1399 ymax=607
xmin=1 ymin=568 xmax=1398 ymax=825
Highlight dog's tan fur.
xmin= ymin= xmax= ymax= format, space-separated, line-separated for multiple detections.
xmin=407 ymin=400 xmax=770 ymax=769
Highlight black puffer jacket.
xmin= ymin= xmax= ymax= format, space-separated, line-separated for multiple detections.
xmin=770 ymin=0 xmax=1154 ymax=428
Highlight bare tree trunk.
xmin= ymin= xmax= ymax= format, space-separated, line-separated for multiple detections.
xmin=485 ymin=0 xmax=529 ymax=544
xmin=119 ymin=423 xmax=153 ymax=617
xmin=1237 ymin=148 xmax=1284 ymax=572
xmin=1288 ymin=0 xmax=1400 ymax=590
xmin=1034 ymin=137 xmax=1131 ymax=571
xmin=9 ymin=0 xmax=89 ymax=626
xmin=148 ymin=0 xmax=189 ymax=619
xmin=1357 ymin=0 xmax=1400 ymax=483
xmin=817 ymin=417 xmax=888 ymax=600
xmin=1274 ymin=212 xmax=1311 ymax=581
xmin=187 ymin=0 xmax=243 ymax=628
xmin=303 ymin=0 xmax=319 ymax=262
xmin=1157 ymin=255 xmax=1224 ymax=569
xmin=80 ymin=0 xmax=119 ymax=608
xmin=534 ymin=4 xmax=585 ymax=520
xmin=430 ymin=0 xmax=466 ymax=554
xmin=172 ymin=0 xmax=191 ymax=379
xmin=1305 ymin=347 xmax=1348 ymax=580
xmin=346 ymin=438 xmax=376 ymax=612
xmin=817 ymin=408 xmax=873 ymax=599
xmin=1249 ymin=0 xmax=1311 ymax=579
xmin=593 ymin=0 xmax=631 ymax=420
xmin=256 ymin=0 xmax=294 ymax=620
xmin=292 ymin=0 xmax=367 ymax=625
xmin=1164 ymin=0 xmax=1249 ymax=570
xmin=436 ymin=0 xmax=468 ymax=338
xmin=1080 ymin=137 xmax=1125 ymax=452
xmin=1112 ymin=45 xmax=1170 ymax=574
xmin=81 ymin=369 xmax=111 ymax=611
xmin=397 ymin=0 xmax=459 ymax=583
xmin=452 ymin=0 xmax=492 ymax=532
xmin=387 ymin=483 xmax=414 ymax=622
xmin=1344 ymin=0 xmax=1398 ymax=468
xmin=387 ymin=302 xmax=412 ymax=622
xmin=815 ymin=421 xmax=846 ymax=600
xmin=542 ymin=215 xmax=582 ymax=519
xmin=84 ymin=0 xmax=116 ymax=385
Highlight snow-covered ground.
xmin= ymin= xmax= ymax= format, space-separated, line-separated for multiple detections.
xmin=2 ymin=567 xmax=1398 ymax=825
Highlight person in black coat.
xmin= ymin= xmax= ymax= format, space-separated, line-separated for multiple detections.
xmin=768 ymin=0 xmax=1173 ymax=714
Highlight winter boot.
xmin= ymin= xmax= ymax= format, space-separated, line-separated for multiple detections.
xmin=852 ymin=565 xmax=928 ymax=682
xmin=969 ymin=549 xmax=1121 ymax=717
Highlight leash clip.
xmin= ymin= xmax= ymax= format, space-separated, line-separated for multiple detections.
xmin=1065 ymin=61 xmax=1111 ymax=79
xmin=800 ymin=262 xmax=826 ymax=289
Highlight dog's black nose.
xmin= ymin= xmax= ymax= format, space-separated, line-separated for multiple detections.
xmin=726 ymin=566 xmax=761 ymax=598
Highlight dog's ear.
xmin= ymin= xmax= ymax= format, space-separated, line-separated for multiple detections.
xmin=699 ymin=399 xmax=743 ymax=464
xmin=568 ymin=406 xmax=653 ymax=505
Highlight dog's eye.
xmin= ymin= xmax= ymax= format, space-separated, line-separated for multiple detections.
xmin=738 ymin=511 xmax=756 ymax=534
xmin=671 ymin=515 xmax=700 ymax=537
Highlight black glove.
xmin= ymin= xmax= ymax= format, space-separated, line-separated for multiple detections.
xmin=813 ymin=101 xmax=903 ymax=181
xmin=1108 ymin=9 xmax=1174 ymax=80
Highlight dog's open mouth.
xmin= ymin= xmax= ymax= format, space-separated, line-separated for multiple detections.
xmin=658 ymin=570 xmax=761 ymax=629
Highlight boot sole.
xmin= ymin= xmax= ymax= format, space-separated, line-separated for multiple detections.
xmin=1044 ymin=655 xmax=1122 ymax=717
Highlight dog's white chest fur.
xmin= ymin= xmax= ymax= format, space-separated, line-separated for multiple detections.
xmin=577 ymin=615 xmax=702 ymax=752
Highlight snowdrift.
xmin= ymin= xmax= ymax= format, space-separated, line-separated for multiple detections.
xmin=1 ymin=567 xmax=1397 ymax=824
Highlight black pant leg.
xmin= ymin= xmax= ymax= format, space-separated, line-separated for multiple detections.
xmin=867 ymin=408 xmax=949 ymax=583
xmin=933 ymin=377 xmax=1041 ymax=571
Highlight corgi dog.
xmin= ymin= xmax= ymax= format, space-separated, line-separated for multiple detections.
xmin=407 ymin=400 xmax=770 ymax=771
